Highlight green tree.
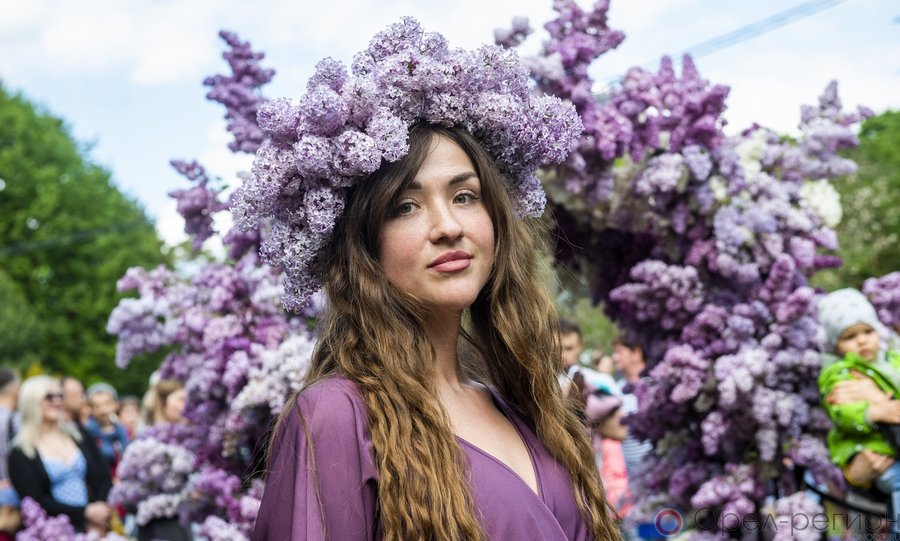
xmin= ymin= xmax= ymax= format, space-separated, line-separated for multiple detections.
xmin=0 ymin=84 xmax=168 ymax=394
xmin=0 ymin=269 xmax=42 ymax=367
xmin=814 ymin=110 xmax=900 ymax=291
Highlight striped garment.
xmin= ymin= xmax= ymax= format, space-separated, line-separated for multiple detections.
xmin=617 ymin=380 xmax=653 ymax=477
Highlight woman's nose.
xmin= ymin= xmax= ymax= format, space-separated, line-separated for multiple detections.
xmin=429 ymin=205 xmax=463 ymax=242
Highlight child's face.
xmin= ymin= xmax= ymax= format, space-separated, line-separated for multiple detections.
xmin=836 ymin=323 xmax=880 ymax=361
xmin=597 ymin=409 xmax=628 ymax=441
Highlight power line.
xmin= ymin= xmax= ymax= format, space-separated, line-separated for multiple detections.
xmin=603 ymin=0 xmax=846 ymax=87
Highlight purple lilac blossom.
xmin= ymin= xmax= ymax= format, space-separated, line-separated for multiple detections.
xmin=168 ymin=160 xmax=227 ymax=249
xmin=864 ymin=272 xmax=900 ymax=330
xmin=17 ymin=497 xmax=130 ymax=541
xmin=203 ymin=31 xmax=274 ymax=154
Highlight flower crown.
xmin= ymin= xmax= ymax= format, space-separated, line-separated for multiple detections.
xmin=232 ymin=17 xmax=583 ymax=310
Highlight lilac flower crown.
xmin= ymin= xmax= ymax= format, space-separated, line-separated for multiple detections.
xmin=232 ymin=17 xmax=583 ymax=310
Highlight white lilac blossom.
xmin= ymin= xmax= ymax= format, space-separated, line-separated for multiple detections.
xmin=499 ymin=3 xmax=870 ymax=533
xmin=234 ymin=332 xmax=316 ymax=414
xmin=232 ymin=17 xmax=583 ymax=310
xmin=799 ymin=179 xmax=842 ymax=228
xmin=771 ymin=492 xmax=824 ymax=541
xmin=198 ymin=516 xmax=250 ymax=541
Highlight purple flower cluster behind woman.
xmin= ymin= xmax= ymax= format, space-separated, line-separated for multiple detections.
xmin=498 ymin=0 xmax=873 ymax=533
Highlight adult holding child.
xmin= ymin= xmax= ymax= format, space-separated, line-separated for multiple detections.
xmin=818 ymin=288 xmax=900 ymax=531
xmin=247 ymin=18 xmax=620 ymax=540
xmin=8 ymin=376 xmax=112 ymax=535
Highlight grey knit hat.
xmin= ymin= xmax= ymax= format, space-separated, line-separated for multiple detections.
xmin=817 ymin=288 xmax=887 ymax=350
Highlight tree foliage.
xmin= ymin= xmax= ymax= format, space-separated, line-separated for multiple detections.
xmin=0 ymin=269 xmax=42 ymax=366
xmin=813 ymin=110 xmax=900 ymax=290
xmin=0 ymin=84 xmax=167 ymax=393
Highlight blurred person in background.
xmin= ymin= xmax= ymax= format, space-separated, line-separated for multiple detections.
xmin=0 ymin=368 xmax=20 ymax=540
xmin=61 ymin=377 xmax=87 ymax=426
xmin=612 ymin=336 xmax=653 ymax=480
xmin=150 ymin=380 xmax=186 ymax=426
xmin=84 ymin=383 xmax=130 ymax=476
xmin=117 ymin=396 xmax=142 ymax=440
xmin=558 ymin=319 xmax=584 ymax=398
xmin=590 ymin=351 xmax=616 ymax=376
xmin=136 ymin=379 xmax=192 ymax=540
xmin=583 ymin=385 xmax=631 ymax=517
xmin=8 ymin=376 xmax=112 ymax=535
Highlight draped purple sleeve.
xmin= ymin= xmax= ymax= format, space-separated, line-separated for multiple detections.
xmin=252 ymin=378 xmax=379 ymax=541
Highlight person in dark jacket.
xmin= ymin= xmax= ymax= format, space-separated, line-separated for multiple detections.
xmin=8 ymin=375 xmax=112 ymax=534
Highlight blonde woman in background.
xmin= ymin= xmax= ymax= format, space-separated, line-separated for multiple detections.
xmin=8 ymin=375 xmax=112 ymax=534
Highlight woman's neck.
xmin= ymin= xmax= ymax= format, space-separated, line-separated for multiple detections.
xmin=39 ymin=421 xmax=62 ymax=437
xmin=423 ymin=310 xmax=465 ymax=392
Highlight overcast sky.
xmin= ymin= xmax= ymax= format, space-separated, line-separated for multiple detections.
xmin=2 ymin=0 xmax=897 ymax=245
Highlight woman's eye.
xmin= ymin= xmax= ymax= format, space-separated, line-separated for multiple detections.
xmin=455 ymin=192 xmax=477 ymax=204
xmin=396 ymin=202 xmax=415 ymax=215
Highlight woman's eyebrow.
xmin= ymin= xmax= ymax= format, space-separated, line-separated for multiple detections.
xmin=405 ymin=172 xmax=478 ymax=190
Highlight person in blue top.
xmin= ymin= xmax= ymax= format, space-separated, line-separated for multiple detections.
xmin=83 ymin=383 xmax=130 ymax=477
xmin=0 ymin=368 xmax=20 ymax=540
xmin=818 ymin=288 xmax=900 ymax=532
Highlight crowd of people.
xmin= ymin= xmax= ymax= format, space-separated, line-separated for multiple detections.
xmin=0 ymin=371 xmax=187 ymax=539
xmin=556 ymin=321 xmax=650 ymax=535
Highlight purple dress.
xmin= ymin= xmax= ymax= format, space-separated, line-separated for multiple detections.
xmin=253 ymin=378 xmax=595 ymax=540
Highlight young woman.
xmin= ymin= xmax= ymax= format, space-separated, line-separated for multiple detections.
xmin=247 ymin=18 xmax=619 ymax=541
xmin=8 ymin=376 xmax=112 ymax=534
xmin=150 ymin=379 xmax=187 ymax=426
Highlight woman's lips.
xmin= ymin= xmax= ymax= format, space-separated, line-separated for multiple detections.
xmin=429 ymin=250 xmax=472 ymax=272
xmin=431 ymin=258 xmax=471 ymax=272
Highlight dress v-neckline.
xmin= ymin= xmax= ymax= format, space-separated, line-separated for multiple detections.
xmin=40 ymin=448 xmax=82 ymax=469
xmin=455 ymin=391 xmax=542 ymax=499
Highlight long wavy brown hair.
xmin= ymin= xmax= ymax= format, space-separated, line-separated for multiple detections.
xmin=273 ymin=122 xmax=620 ymax=540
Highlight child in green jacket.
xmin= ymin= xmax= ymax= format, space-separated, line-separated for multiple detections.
xmin=818 ymin=288 xmax=900 ymax=528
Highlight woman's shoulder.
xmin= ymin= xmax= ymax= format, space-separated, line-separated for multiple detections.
xmin=269 ymin=377 xmax=374 ymax=470
xmin=290 ymin=377 xmax=368 ymax=433
xmin=7 ymin=445 xmax=37 ymax=467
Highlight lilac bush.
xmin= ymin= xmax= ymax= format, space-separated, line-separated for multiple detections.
xmin=499 ymin=0 xmax=871 ymax=536
xmin=106 ymin=32 xmax=314 ymax=537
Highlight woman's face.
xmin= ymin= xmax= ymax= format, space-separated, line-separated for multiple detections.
xmin=162 ymin=388 xmax=186 ymax=424
xmin=378 ymin=134 xmax=495 ymax=314
xmin=42 ymin=383 xmax=65 ymax=424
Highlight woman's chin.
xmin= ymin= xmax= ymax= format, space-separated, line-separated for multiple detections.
xmin=423 ymin=293 xmax=480 ymax=314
